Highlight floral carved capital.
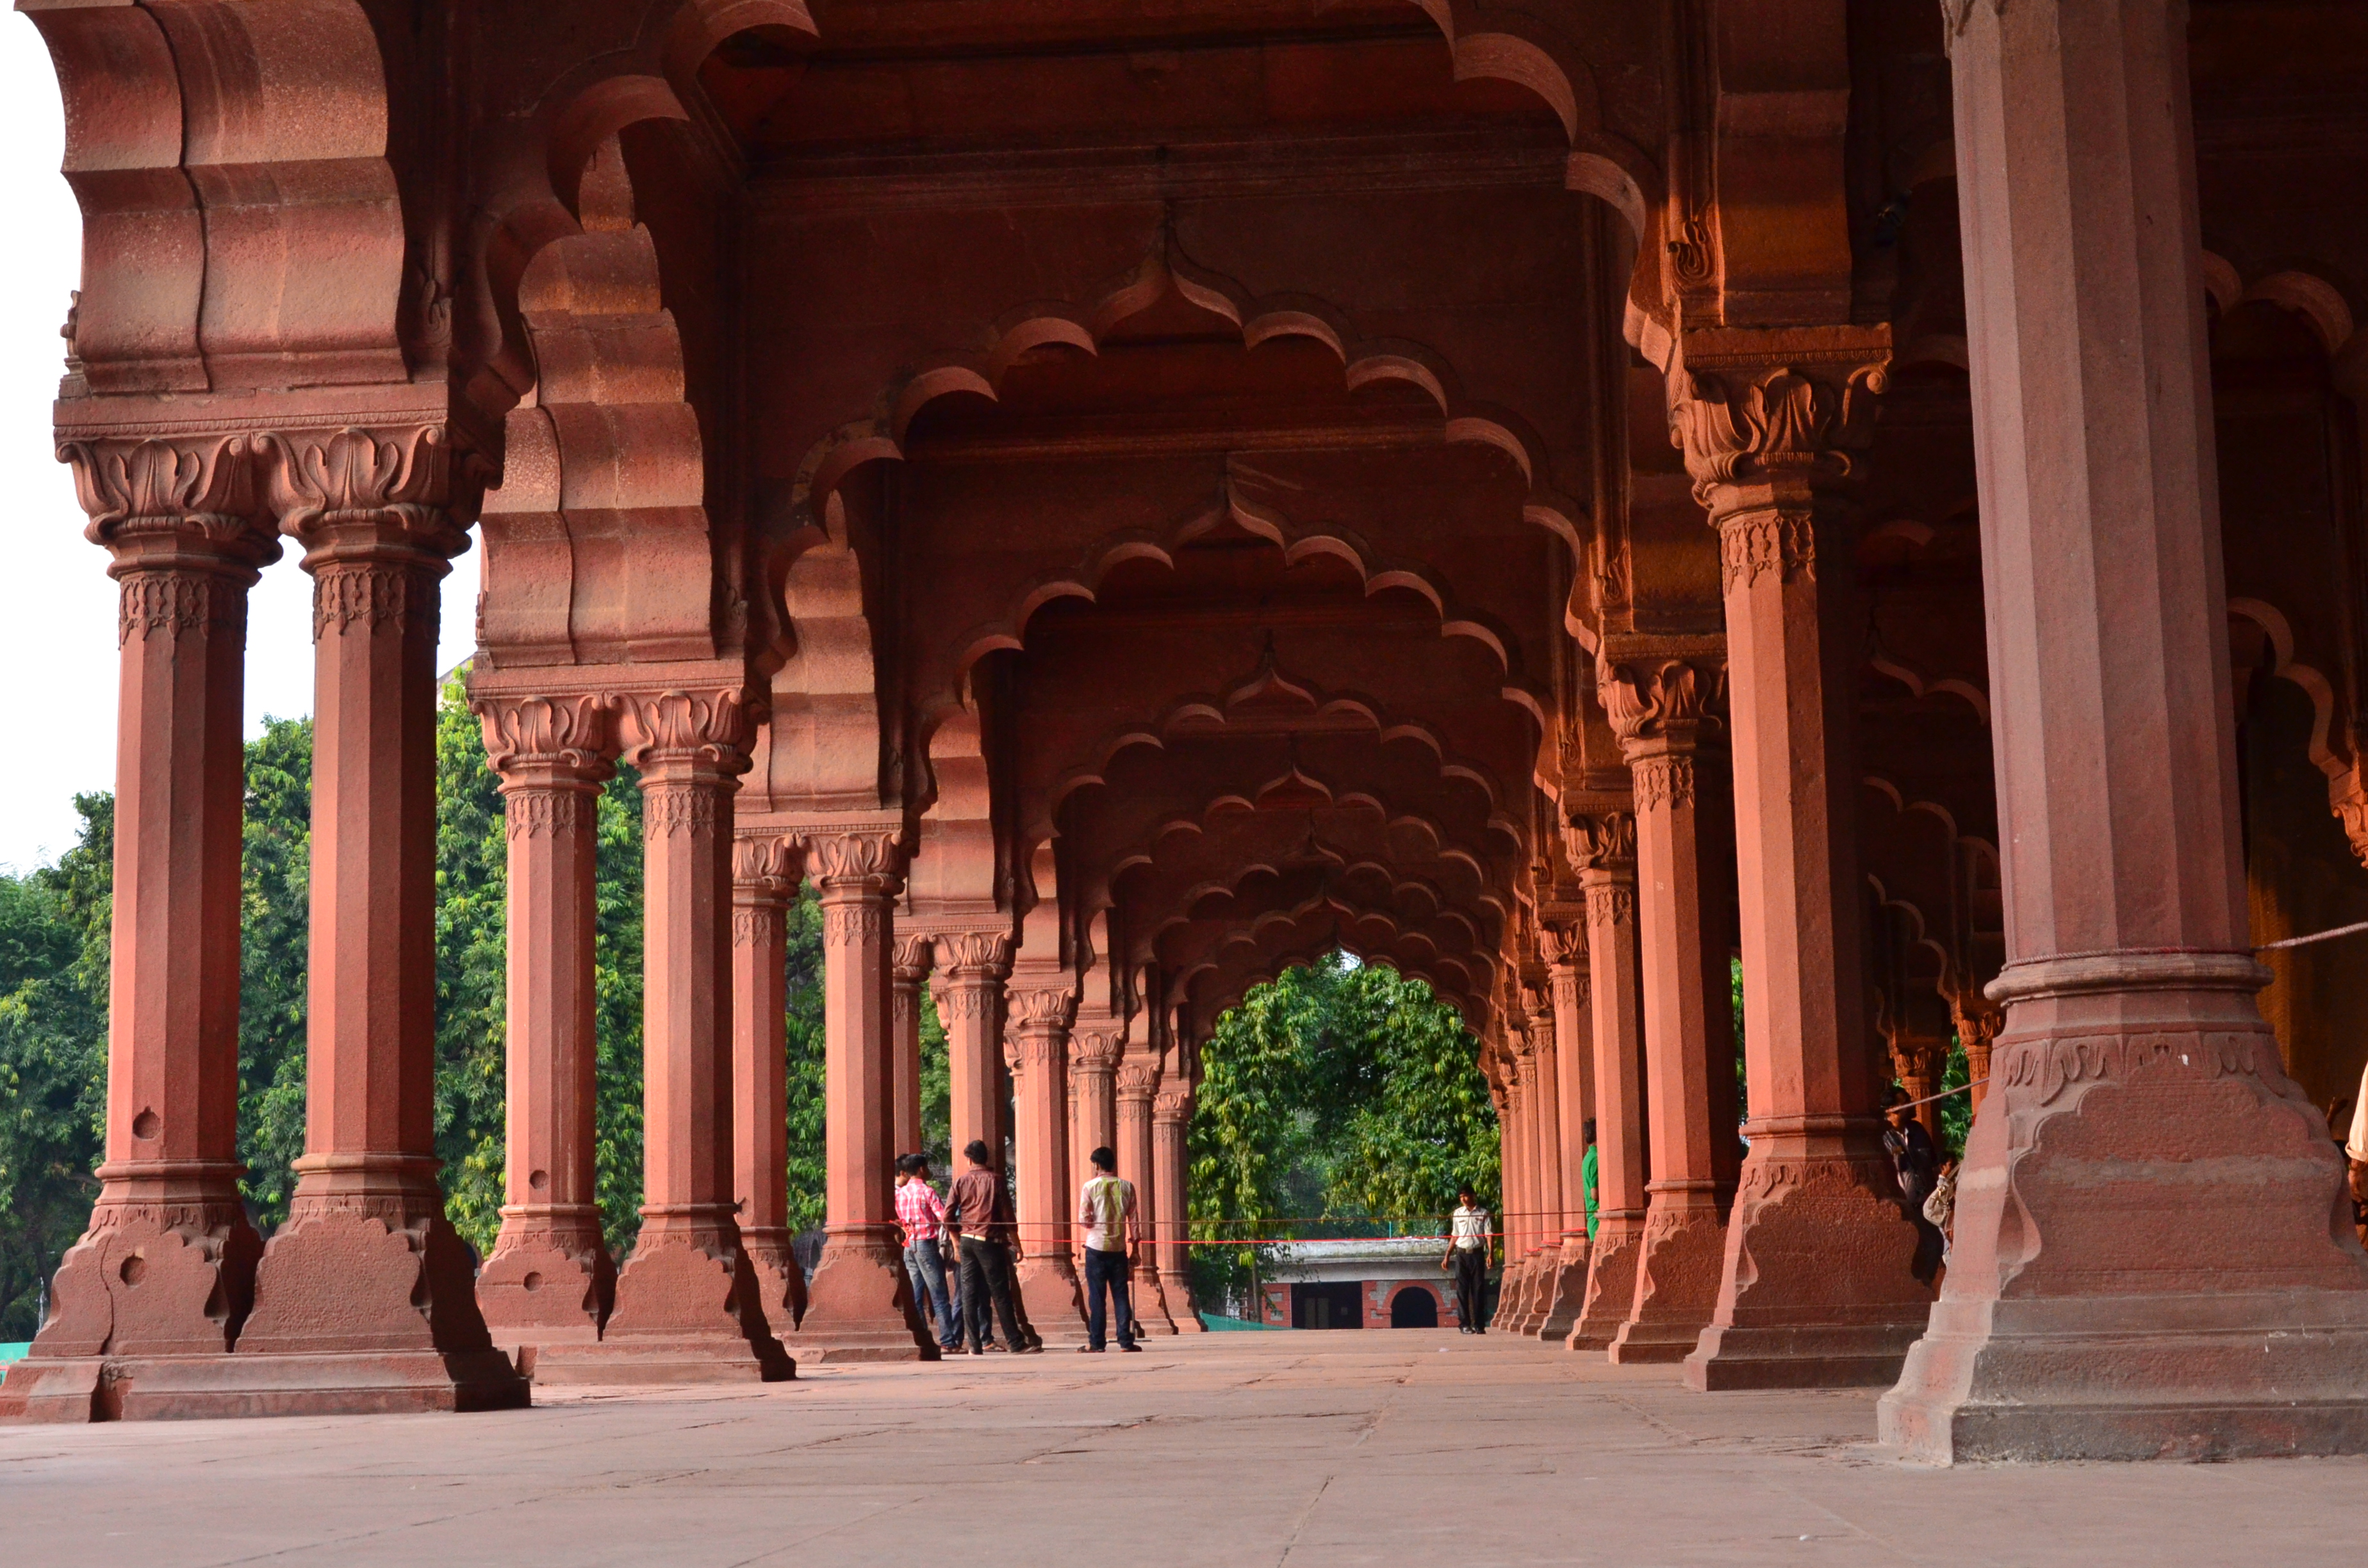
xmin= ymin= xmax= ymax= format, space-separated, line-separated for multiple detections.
xmin=1562 ymin=811 xmax=1637 ymax=874
xmin=892 ymin=933 xmax=934 ymax=985
xmin=801 ymin=830 xmax=905 ymax=899
xmin=1117 ymin=1062 xmax=1160 ymax=1100
xmin=619 ymin=689 xmax=753 ymax=774
xmin=936 ymin=931 xmax=1014 ymax=979
xmin=61 ymin=436 xmax=275 ymax=559
xmin=1072 ymin=1029 xmax=1126 ymax=1072
xmin=1667 ymin=355 xmax=1887 ymax=521
xmin=475 ymin=693 xmax=615 ymax=780
xmin=264 ymin=425 xmax=472 ymax=557
xmin=1152 ymin=1089 xmax=1193 ymax=1122
xmin=1596 ymin=657 xmax=1720 ymax=757
xmin=1006 ymin=985 xmax=1078 ymax=1036
xmin=732 ymin=835 xmax=802 ymax=897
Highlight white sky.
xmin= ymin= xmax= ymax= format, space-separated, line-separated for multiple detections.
xmin=0 ymin=15 xmax=479 ymax=874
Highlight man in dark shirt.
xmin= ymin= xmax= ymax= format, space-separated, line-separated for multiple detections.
xmin=1884 ymin=1091 xmax=1945 ymax=1280
xmin=945 ymin=1139 xmax=1036 ymax=1355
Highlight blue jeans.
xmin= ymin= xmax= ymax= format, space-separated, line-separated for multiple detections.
xmin=1083 ymin=1245 xmax=1135 ymax=1350
xmin=905 ymin=1237 xmax=961 ymax=1348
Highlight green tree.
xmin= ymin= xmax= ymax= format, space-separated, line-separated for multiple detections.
xmin=1186 ymin=954 xmax=1497 ymax=1312
xmin=0 ymin=796 xmax=112 ymax=1338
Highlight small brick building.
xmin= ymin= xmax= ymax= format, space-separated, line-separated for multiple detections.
xmin=1251 ymin=1239 xmax=1469 ymax=1330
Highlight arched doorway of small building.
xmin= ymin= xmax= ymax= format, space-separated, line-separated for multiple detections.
xmin=1389 ymin=1286 xmax=1440 ymax=1328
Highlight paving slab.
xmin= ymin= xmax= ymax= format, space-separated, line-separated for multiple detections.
xmin=1 ymin=1331 xmax=2360 ymax=1565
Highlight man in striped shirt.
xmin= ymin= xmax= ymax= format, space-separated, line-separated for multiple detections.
xmin=1075 ymin=1145 xmax=1144 ymax=1353
xmin=894 ymin=1154 xmax=962 ymax=1352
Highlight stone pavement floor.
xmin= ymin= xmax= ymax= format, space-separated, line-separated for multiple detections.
xmin=3 ymin=1330 xmax=2362 ymax=1566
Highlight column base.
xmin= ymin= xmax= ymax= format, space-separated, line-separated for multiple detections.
xmin=1534 ymin=1236 xmax=1591 ymax=1341
xmin=0 ymin=1349 xmax=527 ymax=1422
xmin=1607 ymin=1202 xmax=1727 ymax=1364
xmin=535 ymin=1235 xmax=794 ymax=1384
xmin=1133 ymin=1264 xmax=1179 ymax=1334
xmin=1877 ymin=1291 xmax=2368 ymax=1462
xmin=1569 ymin=1218 xmax=1642 ymax=1351
xmin=1160 ymin=1271 xmax=1207 ymax=1330
xmin=740 ymin=1227 xmax=808 ymax=1335
xmin=1017 ymin=1255 xmax=1089 ymax=1345
xmin=477 ymin=1237 xmax=613 ymax=1357
xmin=781 ymin=1236 xmax=935 ymax=1362
xmin=1683 ymin=1154 xmax=1934 ymax=1389
xmin=29 ymin=1207 xmax=260 ymax=1359
xmin=238 ymin=1205 xmax=503 ymax=1362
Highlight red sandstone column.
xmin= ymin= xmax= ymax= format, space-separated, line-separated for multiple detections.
xmin=1007 ymin=982 xmax=1088 ymax=1339
xmin=1503 ymin=1026 xmax=1547 ymax=1332
xmin=1117 ymin=1061 xmax=1176 ymax=1333
xmin=1600 ymin=658 xmax=1741 ymax=1364
xmin=1153 ymin=1082 xmax=1205 ymax=1329
xmin=1073 ymin=1027 xmax=1122 ymax=1180
xmin=230 ymin=428 xmax=523 ymax=1411
xmin=732 ymin=835 xmax=806 ymax=1332
xmin=1525 ymin=990 xmax=1563 ymax=1321
xmin=1533 ymin=956 xmax=1591 ymax=1339
xmin=1670 ymin=332 xmax=1932 ymax=1391
xmin=14 ymin=439 xmax=275 ymax=1412
xmin=787 ymin=828 xmax=935 ymax=1360
xmin=1878 ymin=0 xmax=2368 ymax=1462
xmin=891 ymin=934 xmax=930 ymax=1158
xmin=1568 ymin=812 xmax=1650 ymax=1351
xmin=932 ymin=933 xmax=1012 ymax=1163
xmin=542 ymin=688 xmax=788 ymax=1382
xmin=472 ymin=694 xmax=618 ymax=1358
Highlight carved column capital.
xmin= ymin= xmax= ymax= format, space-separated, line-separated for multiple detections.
xmin=473 ymin=692 xmax=616 ymax=790
xmin=1117 ymin=1062 xmax=1160 ymax=1102
xmin=1562 ymin=811 xmax=1638 ymax=875
xmin=800 ymin=829 xmax=907 ymax=902
xmin=892 ymin=933 xmax=933 ymax=986
xmin=731 ymin=835 xmax=802 ymax=899
xmin=1152 ymin=1088 xmax=1193 ymax=1123
xmin=263 ymin=424 xmax=474 ymax=564
xmin=1666 ymin=331 xmax=1890 ymax=527
xmin=936 ymin=930 xmax=1015 ymax=980
xmin=62 ymin=434 xmax=278 ymax=559
xmin=1596 ymin=657 xmax=1722 ymax=767
xmin=618 ymin=688 xmax=755 ymax=775
xmin=1004 ymin=986 xmax=1076 ymax=1082
xmin=1073 ymin=1028 xmax=1126 ymax=1073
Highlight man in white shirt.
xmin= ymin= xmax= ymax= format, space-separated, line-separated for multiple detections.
xmin=1075 ymin=1145 xmax=1144 ymax=1353
xmin=1440 ymin=1186 xmax=1492 ymax=1334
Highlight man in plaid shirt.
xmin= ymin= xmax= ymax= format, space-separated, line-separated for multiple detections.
xmin=894 ymin=1154 xmax=962 ymax=1351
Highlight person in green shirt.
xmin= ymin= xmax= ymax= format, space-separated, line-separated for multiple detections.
xmin=1581 ymin=1118 xmax=1600 ymax=1241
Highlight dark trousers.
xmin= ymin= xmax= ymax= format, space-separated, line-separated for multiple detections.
xmin=1083 ymin=1245 xmax=1135 ymax=1350
xmin=1451 ymin=1246 xmax=1488 ymax=1330
xmin=958 ymin=1237 xmax=1026 ymax=1353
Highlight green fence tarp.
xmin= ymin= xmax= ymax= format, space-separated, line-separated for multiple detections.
xmin=1199 ymin=1314 xmax=1288 ymax=1331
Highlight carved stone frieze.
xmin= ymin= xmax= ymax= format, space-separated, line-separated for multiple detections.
xmin=821 ymin=901 xmax=889 ymax=945
xmin=1716 ymin=511 xmax=1820 ymax=594
xmin=311 ymin=561 xmax=431 ymax=640
xmin=504 ymin=788 xmax=596 ymax=841
xmin=1631 ymin=754 xmax=1697 ymax=813
xmin=1584 ymin=879 xmax=1638 ymax=929
xmin=117 ymin=573 xmax=245 ymax=647
xmin=641 ymin=781 xmax=721 ymax=840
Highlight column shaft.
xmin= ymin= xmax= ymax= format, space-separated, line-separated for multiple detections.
xmin=1600 ymin=661 xmax=1739 ymax=1364
xmin=933 ymin=933 xmax=1012 ymax=1164
xmin=1533 ymin=965 xmax=1590 ymax=1339
xmin=891 ymin=935 xmax=930 ymax=1158
xmin=1569 ymin=819 xmax=1649 ymax=1352
xmin=232 ymin=430 xmax=522 ymax=1414
xmin=1153 ymin=1088 xmax=1204 ymax=1329
xmin=786 ymin=829 xmax=933 ymax=1360
xmin=1878 ymin=0 xmax=2368 ymax=1462
xmin=19 ymin=441 xmax=275 ymax=1403
xmin=473 ymin=694 xmax=617 ymax=1353
xmin=1672 ymin=331 xmax=1933 ymax=1391
xmin=1117 ymin=1063 xmax=1175 ymax=1333
xmin=732 ymin=836 xmax=803 ymax=1330
xmin=1008 ymin=984 xmax=1087 ymax=1340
